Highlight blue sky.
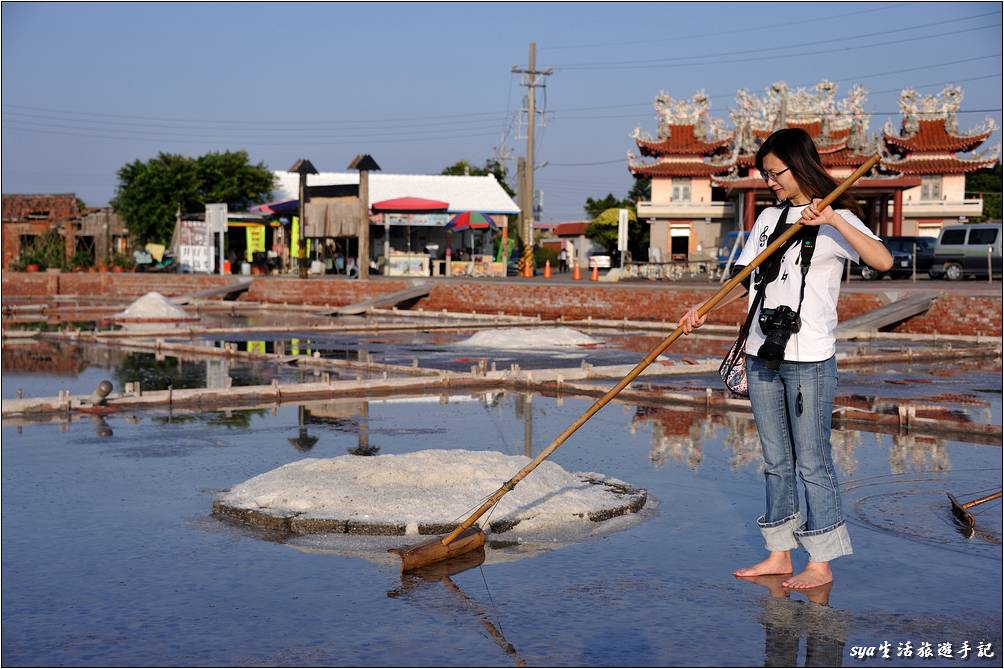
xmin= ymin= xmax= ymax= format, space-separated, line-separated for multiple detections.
xmin=2 ymin=2 xmax=1001 ymax=222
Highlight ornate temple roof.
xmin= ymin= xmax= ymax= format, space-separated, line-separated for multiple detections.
xmin=628 ymin=159 xmax=733 ymax=178
xmin=884 ymin=119 xmax=993 ymax=153
xmin=629 ymin=81 xmax=998 ymax=181
xmin=881 ymin=153 xmax=1000 ymax=175
xmin=635 ymin=125 xmax=732 ymax=157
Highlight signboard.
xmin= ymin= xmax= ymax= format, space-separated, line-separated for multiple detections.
xmin=245 ymin=225 xmax=266 ymax=262
xmin=385 ymin=213 xmax=450 ymax=227
xmin=177 ymin=219 xmax=213 ymax=273
xmin=386 ymin=254 xmax=430 ymax=277
xmin=178 ymin=244 xmax=213 ymax=273
xmin=205 ymin=203 xmax=228 ymax=233
xmin=617 ymin=209 xmax=629 ymax=252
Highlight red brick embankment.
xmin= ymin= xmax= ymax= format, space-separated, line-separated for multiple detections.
xmin=3 ymin=273 xmax=1000 ymax=337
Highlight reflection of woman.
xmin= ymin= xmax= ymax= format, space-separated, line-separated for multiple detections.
xmin=678 ymin=129 xmax=892 ymax=589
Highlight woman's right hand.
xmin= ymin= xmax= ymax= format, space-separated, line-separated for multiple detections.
xmin=678 ymin=304 xmax=706 ymax=334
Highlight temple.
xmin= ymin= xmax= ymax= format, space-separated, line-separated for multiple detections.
xmin=628 ymin=82 xmax=999 ymax=263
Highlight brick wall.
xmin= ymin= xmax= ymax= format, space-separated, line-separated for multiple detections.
xmin=246 ymin=277 xmax=411 ymax=306
xmin=2 ymin=273 xmax=999 ymax=336
xmin=893 ymin=296 xmax=1001 ymax=337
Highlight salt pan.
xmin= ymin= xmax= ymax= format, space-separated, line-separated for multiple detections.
xmin=214 ymin=449 xmax=646 ymax=536
xmin=455 ymin=327 xmax=600 ymax=350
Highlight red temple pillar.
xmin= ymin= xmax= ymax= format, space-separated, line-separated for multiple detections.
xmin=743 ymin=191 xmax=755 ymax=231
xmin=893 ymin=190 xmax=903 ymax=237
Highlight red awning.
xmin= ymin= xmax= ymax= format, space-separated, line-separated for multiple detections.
xmin=370 ymin=197 xmax=449 ymax=212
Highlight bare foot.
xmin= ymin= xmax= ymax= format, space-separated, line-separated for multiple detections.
xmin=733 ymin=551 xmax=792 ymax=577
xmin=734 ymin=573 xmax=791 ymax=598
xmin=782 ymin=562 xmax=833 ymax=590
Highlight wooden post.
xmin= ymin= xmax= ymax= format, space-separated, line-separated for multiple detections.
xmin=347 ymin=155 xmax=381 ymax=280
xmin=743 ymin=191 xmax=755 ymax=231
xmin=893 ymin=189 xmax=903 ymax=237
xmin=359 ymin=169 xmax=370 ymax=279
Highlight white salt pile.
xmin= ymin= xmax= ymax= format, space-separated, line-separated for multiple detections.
xmin=455 ymin=327 xmax=600 ymax=350
xmin=214 ymin=449 xmax=646 ymax=536
xmin=114 ymin=292 xmax=193 ymax=321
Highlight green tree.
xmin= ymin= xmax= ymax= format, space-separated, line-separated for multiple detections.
xmin=111 ymin=150 xmax=275 ymax=244
xmin=582 ymin=175 xmax=651 ymax=256
xmin=966 ymin=163 xmax=1002 ymax=222
xmin=586 ymin=207 xmax=638 ymax=251
xmin=441 ymin=158 xmax=515 ymax=197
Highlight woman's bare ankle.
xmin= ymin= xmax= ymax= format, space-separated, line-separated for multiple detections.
xmin=733 ymin=551 xmax=793 ymax=577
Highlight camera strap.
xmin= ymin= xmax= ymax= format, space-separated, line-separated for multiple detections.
xmin=793 ymin=224 xmax=820 ymax=320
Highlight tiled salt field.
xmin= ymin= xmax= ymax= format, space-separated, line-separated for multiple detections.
xmin=2 ymin=325 xmax=1001 ymax=666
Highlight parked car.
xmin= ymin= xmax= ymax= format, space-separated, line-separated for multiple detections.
xmin=717 ymin=230 xmax=748 ymax=270
xmin=859 ymin=236 xmax=936 ymax=280
xmin=588 ymin=252 xmax=612 ymax=269
xmin=928 ymin=223 xmax=1002 ymax=280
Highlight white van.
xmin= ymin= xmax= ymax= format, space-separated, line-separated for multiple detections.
xmin=929 ymin=223 xmax=1002 ymax=280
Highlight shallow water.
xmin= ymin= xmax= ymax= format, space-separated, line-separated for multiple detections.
xmin=2 ymin=337 xmax=1001 ymax=667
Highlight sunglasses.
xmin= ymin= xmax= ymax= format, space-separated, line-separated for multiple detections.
xmin=759 ymin=167 xmax=790 ymax=182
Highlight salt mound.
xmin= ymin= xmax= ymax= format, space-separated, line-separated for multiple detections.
xmin=456 ymin=327 xmax=600 ymax=349
xmin=213 ymin=449 xmax=646 ymax=536
xmin=115 ymin=292 xmax=192 ymax=321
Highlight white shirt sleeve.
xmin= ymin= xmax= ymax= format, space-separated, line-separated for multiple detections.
xmin=826 ymin=209 xmax=881 ymax=262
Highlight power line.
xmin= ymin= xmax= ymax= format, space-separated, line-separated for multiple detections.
xmin=0 ymin=103 xmax=507 ymax=126
xmin=5 ymin=54 xmax=997 ymax=133
xmin=553 ymin=11 xmax=998 ymax=68
xmin=556 ymin=22 xmax=1001 ymax=71
xmin=545 ymin=3 xmax=918 ymax=50
xmin=1 ymin=122 xmax=501 ymax=147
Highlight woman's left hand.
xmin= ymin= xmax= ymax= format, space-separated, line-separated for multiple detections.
xmin=801 ymin=199 xmax=839 ymax=227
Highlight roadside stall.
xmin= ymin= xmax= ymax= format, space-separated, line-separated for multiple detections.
xmin=446 ymin=212 xmax=505 ymax=278
xmin=370 ymin=197 xmax=450 ymax=277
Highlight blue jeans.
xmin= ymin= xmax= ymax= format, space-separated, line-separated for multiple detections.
xmin=746 ymin=354 xmax=852 ymax=562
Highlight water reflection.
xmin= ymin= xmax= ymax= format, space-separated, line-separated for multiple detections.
xmin=91 ymin=415 xmax=113 ymax=438
xmin=890 ymin=434 xmax=950 ymax=474
xmin=387 ymin=549 xmax=526 ymax=666
xmin=738 ymin=575 xmax=848 ymax=667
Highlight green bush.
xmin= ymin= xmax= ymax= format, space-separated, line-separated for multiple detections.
xmin=110 ymin=252 xmax=135 ymax=270
xmin=534 ymin=246 xmax=558 ymax=268
xmin=17 ymin=231 xmax=67 ymax=270
xmin=70 ymin=250 xmax=94 ymax=270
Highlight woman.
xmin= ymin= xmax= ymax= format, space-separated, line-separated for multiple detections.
xmin=679 ymin=128 xmax=892 ymax=589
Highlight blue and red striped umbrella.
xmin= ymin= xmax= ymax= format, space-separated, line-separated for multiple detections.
xmin=446 ymin=211 xmax=498 ymax=231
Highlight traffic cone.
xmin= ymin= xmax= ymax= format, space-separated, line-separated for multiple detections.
xmin=544 ymin=259 xmax=552 ymax=278
xmin=523 ymin=259 xmax=532 ymax=278
xmin=573 ymin=262 xmax=581 ymax=280
xmin=591 ymin=265 xmax=599 ymax=281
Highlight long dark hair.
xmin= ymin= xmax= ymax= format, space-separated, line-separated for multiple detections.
xmin=755 ymin=128 xmax=863 ymax=216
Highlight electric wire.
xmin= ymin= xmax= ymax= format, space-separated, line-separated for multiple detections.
xmin=553 ymin=13 xmax=1001 ymax=70
xmin=543 ymin=2 xmax=920 ymax=50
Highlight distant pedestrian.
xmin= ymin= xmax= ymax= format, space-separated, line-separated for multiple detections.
xmin=559 ymin=247 xmax=568 ymax=273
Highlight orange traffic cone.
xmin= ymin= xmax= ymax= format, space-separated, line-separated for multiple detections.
xmin=573 ymin=262 xmax=581 ymax=280
xmin=544 ymin=259 xmax=552 ymax=278
xmin=523 ymin=259 xmax=532 ymax=278
xmin=591 ymin=265 xmax=599 ymax=281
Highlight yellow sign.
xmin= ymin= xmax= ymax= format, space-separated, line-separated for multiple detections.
xmin=291 ymin=217 xmax=301 ymax=258
xmin=245 ymin=225 xmax=265 ymax=262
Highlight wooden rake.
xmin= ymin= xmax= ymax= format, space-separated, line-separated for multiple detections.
xmin=391 ymin=154 xmax=882 ymax=572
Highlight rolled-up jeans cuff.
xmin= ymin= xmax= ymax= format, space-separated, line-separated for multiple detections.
xmin=757 ymin=512 xmax=802 ymax=552
xmin=794 ymin=521 xmax=853 ymax=562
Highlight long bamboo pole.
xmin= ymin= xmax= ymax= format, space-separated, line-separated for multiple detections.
xmin=425 ymin=154 xmax=882 ymax=557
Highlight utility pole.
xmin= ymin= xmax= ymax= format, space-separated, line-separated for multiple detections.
xmin=513 ymin=42 xmax=552 ymax=275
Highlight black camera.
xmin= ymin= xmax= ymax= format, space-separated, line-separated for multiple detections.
xmin=757 ymin=305 xmax=801 ymax=370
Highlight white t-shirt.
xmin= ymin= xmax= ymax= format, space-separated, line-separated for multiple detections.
xmin=736 ymin=204 xmax=880 ymax=362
